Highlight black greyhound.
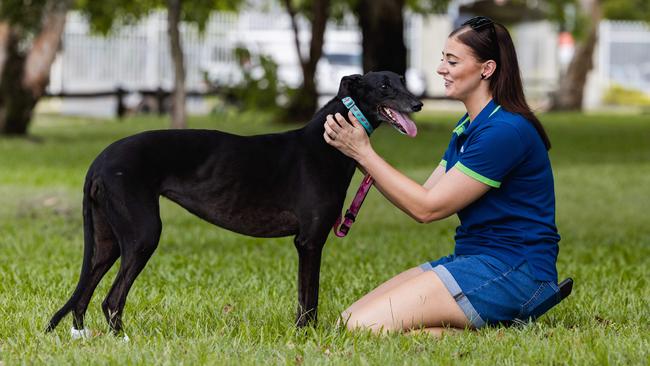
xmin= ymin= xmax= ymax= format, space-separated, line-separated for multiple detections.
xmin=46 ymin=71 xmax=422 ymax=336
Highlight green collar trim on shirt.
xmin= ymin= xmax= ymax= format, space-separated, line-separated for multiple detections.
xmin=453 ymin=105 xmax=502 ymax=136
xmin=453 ymin=115 xmax=470 ymax=136
xmin=489 ymin=105 xmax=502 ymax=117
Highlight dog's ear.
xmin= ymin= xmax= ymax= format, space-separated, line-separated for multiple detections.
xmin=338 ymin=74 xmax=363 ymax=97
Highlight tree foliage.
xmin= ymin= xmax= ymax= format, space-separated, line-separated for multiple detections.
xmin=0 ymin=0 xmax=50 ymax=30
xmin=545 ymin=0 xmax=649 ymax=35
xmin=602 ymin=0 xmax=650 ymax=21
xmin=76 ymin=0 xmax=241 ymax=34
xmin=0 ymin=0 xmax=72 ymax=135
xmin=405 ymin=0 xmax=450 ymax=13
xmin=75 ymin=0 xmax=159 ymax=34
xmin=328 ymin=0 xmax=448 ymax=16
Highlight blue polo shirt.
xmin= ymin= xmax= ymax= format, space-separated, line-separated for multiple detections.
xmin=440 ymin=100 xmax=560 ymax=282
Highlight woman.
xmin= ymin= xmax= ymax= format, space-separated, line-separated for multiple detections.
xmin=323 ymin=16 xmax=560 ymax=335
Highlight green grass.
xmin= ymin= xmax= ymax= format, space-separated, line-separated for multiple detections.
xmin=1 ymin=109 xmax=649 ymax=365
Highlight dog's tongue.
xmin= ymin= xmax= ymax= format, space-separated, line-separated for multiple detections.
xmin=389 ymin=108 xmax=418 ymax=137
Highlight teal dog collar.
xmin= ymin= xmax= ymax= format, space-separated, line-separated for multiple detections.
xmin=341 ymin=97 xmax=374 ymax=135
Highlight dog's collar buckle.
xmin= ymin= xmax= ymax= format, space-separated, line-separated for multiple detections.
xmin=341 ymin=97 xmax=374 ymax=135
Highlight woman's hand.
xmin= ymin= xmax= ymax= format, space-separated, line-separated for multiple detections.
xmin=323 ymin=111 xmax=372 ymax=162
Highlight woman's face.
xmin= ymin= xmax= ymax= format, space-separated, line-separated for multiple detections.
xmin=436 ymin=37 xmax=485 ymax=101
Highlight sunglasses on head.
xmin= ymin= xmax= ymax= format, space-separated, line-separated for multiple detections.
xmin=462 ymin=16 xmax=495 ymax=31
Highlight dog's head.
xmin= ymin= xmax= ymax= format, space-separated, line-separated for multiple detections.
xmin=337 ymin=71 xmax=422 ymax=137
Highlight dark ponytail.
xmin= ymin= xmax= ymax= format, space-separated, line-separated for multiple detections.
xmin=450 ymin=18 xmax=552 ymax=150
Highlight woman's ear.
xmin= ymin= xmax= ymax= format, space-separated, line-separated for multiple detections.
xmin=481 ymin=60 xmax=497 ymax=80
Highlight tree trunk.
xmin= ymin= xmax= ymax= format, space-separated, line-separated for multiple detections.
xmin=167 ymin=0 xmax=187 ymax=129
xmin=282 ymin=0 xmax=330 ymax=122
xmin=0 ymin=22 xmax=10 ymax=80
xmin=356 ymin=0 xmax=406 ymax=75
xmin=0 ymin=26 xmax=36 ymax=135
xmin=550 ymin=0 xmax=602 ymax=111
xmin=0 ymin=0 xmax=70 ymax=136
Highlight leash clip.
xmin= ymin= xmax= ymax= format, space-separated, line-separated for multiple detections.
xmin=344 ymin=210 xmax=356 ymax=222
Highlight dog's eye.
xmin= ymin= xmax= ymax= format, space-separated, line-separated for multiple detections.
xmin=380 ymin=84 xmax=387 ymax=89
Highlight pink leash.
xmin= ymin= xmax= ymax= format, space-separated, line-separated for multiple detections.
xmin=332 ymin=173 xmax=374 ymax=237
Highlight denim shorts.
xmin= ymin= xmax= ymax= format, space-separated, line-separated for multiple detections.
xmin=420 ymin=254 xmax=558 ymax=328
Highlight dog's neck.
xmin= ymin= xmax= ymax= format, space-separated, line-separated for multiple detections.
xmin=302 ymin=96 xmax=366 ymax=143
xmin=299 ymin=96 xmax=363 ymax=183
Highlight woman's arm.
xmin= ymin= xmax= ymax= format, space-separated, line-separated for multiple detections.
xmin=423 ymin=164 xmax=446 ymax=190
xmin=324 ymin=112 xmax=490 ymax=223
xmin=358 ymin=148 xmax=489 ymax=222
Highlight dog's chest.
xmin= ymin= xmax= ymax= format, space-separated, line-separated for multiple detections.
xmin=211 ymin=205 xmax=300 ymax=238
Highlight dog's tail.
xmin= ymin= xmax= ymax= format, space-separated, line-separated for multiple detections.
xmin=46 ymin=175 xmax=99 ymax=333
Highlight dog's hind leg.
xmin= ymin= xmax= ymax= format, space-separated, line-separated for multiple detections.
xmin=100 ymin=193 xmax=162 ymax=335
xmin=47 ymin=178 xmax=120 ymax=334
xmin=71 ymin=204 xmax=120 ymax=331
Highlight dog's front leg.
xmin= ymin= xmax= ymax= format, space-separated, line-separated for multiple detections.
xmin=294 ymin=239 xmax=325 ymax=327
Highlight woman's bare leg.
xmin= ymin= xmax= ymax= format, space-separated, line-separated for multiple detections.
xmin=338 ymin=266 xmax=424 ymax=327
xmin=343 ymin=270 xmax=471 ymax=334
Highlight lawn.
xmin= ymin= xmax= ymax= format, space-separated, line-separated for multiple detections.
xmin=0 ymin=109 xmax=648 ymax=365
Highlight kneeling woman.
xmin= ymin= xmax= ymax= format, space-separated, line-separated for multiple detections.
xmin=323 ymin=16 xmax=560 ymax=335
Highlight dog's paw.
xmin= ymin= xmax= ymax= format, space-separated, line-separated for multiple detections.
xmin=122 ymin=333 xmax=130 ymax=342
xmin=70 ymin=327 xmax=91 ymax=340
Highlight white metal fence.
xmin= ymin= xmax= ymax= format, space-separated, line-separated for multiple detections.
xmin=49 ymin=12 xmax=560 ymax=96
xmin=581 ymin=20 xmax=650 ymax=109
xmin=49 ymin=10 xmax=365 ymax=94
xmin=48 ymin=11 xmax=649 ymax=115
xmin=511 ymin=21 xmax=559 ymax=103
xmin=51 ymin=11 xmax=239 ymax=92
xmin=598 ymin=20 xmax=650 ymax=94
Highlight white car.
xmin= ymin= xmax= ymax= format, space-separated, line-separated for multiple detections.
xmin=316 ymin=52 xmax=363 ymax=95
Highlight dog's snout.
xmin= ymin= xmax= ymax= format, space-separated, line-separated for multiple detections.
xmin=411 ymin=101 xmax=423 ymax=112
